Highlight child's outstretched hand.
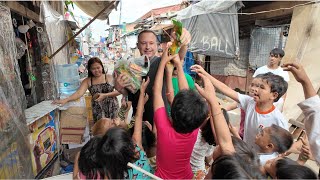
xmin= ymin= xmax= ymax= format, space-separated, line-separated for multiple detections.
xmin=195 ymin=73 xmax=216 ymax=102
xmin=190 ymin=64 xmax=209 ymax=76
xmin=161 ymin=45 xmax=179 ymax=64
xmin=165 ymin=61 xmax=174 ymax=74
xmin=171 ymin=53 xmax=182 ymax=66
xmin=229 ymin=124 xmax=241 ymax=139
xmin=297 ymin=135 xmax=314 ymax=164
xmin=282 ymin=63 xmax=309 ymax=84
xmin=140 ymin=77 xmax=150 ymax=93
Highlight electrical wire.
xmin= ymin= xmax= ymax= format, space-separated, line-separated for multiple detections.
xmin=213 ymin=1 xmax=316 ymax=15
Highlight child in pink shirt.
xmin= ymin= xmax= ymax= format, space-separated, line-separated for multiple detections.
xmin=153 ymin=47 xmax=209 ymax=179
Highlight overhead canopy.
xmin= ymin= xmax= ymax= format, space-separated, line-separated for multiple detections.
xmin=74 ymin=1 xmax=119 ymax=20
xmin=176 ymin=0 xmax=243 ymax=58
xmin=176 ymin=0 xmax=240 ymax=20
xmin=150 ymin=24 xmax=174 ymax=31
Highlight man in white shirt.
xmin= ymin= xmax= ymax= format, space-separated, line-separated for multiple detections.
xmin=253 ymin=48 xmax=289 ymax=82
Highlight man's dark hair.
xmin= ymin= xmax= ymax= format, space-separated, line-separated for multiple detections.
xmin=171 ymin=89 xmax=209 ymax=134
xmin=256 ymin=72 xmax=288 ymax=102
xmin=269 ymin=124 xmax=293 ymax=153
xmin=137 ymin=30 xmax=158 ymax=42
xmin=270 ymin=48 xmax=285 ymax=58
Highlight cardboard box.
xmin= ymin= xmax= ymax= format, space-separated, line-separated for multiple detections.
xmin=58 ymin=96 xmax=86 ymax=110
xmin=60 ymin=107 xmax=87 ymax=128
xmin=61 ymin=134 xmax=83 ymax=144
xmin=60 ymin=128 xmax=85 ymax=135
xmin=60 ymin=107 xmax=87 ymax=145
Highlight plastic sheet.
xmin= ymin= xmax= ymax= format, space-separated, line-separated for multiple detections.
xmin=179 ymin=1 xmax=242 ymax=58
xmin=0 ymin=4 xmax=33 ymax=178
xmin=40 ymin=2 xmax=68 ymax=65
xmin=209 ymin=38 xmax=249 ymax=77
xmin=39 ymin=1 xmax=71 ymax=100
xmin=177 ymin=0 xmax=241 ymax=20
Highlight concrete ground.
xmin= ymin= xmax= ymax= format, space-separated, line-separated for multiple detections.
xmin=217 ymin=93 xmax=319 ymax=174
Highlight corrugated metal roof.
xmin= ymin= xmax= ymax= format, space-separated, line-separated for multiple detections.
xmin=138 ymin=4 xmax=181 ymax=20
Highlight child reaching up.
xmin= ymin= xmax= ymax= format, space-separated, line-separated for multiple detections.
xmin=191 ymin=65 xmax=289 ymax=149
xmin=190 ymin=108 xmax=230 ymax=178
xmin=225 ymin=77 xmax=284 ymax=139
xmin=128 ymin=77 xmax=154 ymax=179
xmin=282 ymin=62 xmax=320 ymax=165
xmin=153 ymin=47 xmax=209 ymax=179
xmin=195 ymin=73 xmax=263 ymax=179
xmin=75 ymin=78 xmax=154 ymax=180
xmin=255 ymin=124 xmax=293 ymax=165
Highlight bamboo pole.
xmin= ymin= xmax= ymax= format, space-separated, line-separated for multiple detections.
xmin=127 ymin=162 xmax=162 ymax=180
xmin=49 ymin=2 xmax=115 ymax=59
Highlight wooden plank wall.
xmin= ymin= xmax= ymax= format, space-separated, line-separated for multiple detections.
xmin=5 ymin=1 xmax=64 ymax=22
xmin=282 ymin=3 xmax=320 ymax=121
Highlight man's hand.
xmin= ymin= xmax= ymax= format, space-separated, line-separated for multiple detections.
xmin=282 ymin=63 xmax=309 ymax=84
xmin=297 ymin=135 xmax=315 ymax=165
xmin=114 ymin=73 xmax=130 ymax=94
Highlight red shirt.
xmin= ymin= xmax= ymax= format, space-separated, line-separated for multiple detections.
xmin=154 ymin=107 xmax=199 ymax=179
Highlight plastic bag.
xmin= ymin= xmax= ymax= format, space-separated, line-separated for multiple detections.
xmin=15 ymin=37 xmax=27 ymax=59
xmin=114 ymin=55 xmax=150 ymax=93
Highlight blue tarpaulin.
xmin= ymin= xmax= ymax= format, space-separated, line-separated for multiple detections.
xmin=183 ymin=51 xmax=195 ymax=75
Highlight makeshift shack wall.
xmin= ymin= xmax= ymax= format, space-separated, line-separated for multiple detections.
xmin=282 ymin=3 xmax=320 ymax=121
xmin=248 ymin=27 xmax=287 ymax=69
xmin=0 ymin=4 xmax=33 ymax=178
xmin=209 ymin=38 xmax=249 ymax=77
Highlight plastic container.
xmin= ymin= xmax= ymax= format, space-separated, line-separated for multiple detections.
xmin=56 ymin=64 xmax=80 ymax=94
xmin=56 ymin=64 xmax=79 ymax=82
xmin=58 ymin=80 xmax=79 ymax=94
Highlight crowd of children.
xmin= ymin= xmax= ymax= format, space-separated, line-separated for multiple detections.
xmin=70 ymin=30 xmax=319 ymax=179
